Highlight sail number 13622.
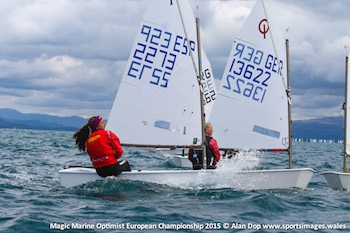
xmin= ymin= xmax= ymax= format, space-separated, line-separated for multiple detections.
xmin=223 ymin=58 xmax=269 ymax=103
xmin=222 ymin=42 xmax=284 ymax=103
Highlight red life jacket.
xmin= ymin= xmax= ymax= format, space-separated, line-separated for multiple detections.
xmin=86 ymin=130 xmax=117 ymax=168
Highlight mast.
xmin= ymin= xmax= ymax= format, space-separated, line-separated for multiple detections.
xmin=344 ymin=55 xmax=349 ymax=173
xmin=176 ymin=1 xmax=206 ymax=168
xmin=196 ymin=17 xmax=207 ymax=169
xmin=286 ymin=39 xmax=292 ymax=169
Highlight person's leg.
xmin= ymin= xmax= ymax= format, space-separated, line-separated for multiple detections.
xmin=96 ymin=161 xmax=131 ymax=177
xmin=96 ymin=164 xmax=120 ymax=177
xmin=118 ymin=160 xmax=131 ymax=172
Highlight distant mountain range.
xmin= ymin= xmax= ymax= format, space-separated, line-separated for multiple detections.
xmin=0 ymin=108 xmax=344 ymax=141
xmin=0 ymin=108 xmax=87 ymax=131
xmin=292 ymin=116 xmax=343 ymax=141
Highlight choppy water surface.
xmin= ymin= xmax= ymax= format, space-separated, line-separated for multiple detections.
xmin=0 ymin=129 xmax=349 ymax=232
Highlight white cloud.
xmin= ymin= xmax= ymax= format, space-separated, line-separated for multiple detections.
xmin=0 ymin=0 xmax=349 ymax=120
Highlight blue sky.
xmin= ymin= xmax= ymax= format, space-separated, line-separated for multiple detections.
xmin=0 ymin=0 xmax=349 ymax=120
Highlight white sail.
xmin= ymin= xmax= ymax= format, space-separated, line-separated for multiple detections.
xmin=107 ymin=0 xmax=216 ymax=147
xmin=346 ymin=53 xmax=350 ymax=154
xmin=209 ymin=0 xmax=288 ymax=150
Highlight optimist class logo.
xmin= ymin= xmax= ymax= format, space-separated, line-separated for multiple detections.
xmin=259 ymin=19 xmax=269 ymax=39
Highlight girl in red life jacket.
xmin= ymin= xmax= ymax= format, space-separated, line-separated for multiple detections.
xmin=73 ymin=116 xmax=131 ymax=177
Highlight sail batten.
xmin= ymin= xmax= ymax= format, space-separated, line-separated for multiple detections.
xmin=121 ymin=143 xmax=202 ymax=149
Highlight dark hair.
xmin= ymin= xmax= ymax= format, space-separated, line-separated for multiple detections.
xmin=73 ymin=116 xmax=98 ymax=151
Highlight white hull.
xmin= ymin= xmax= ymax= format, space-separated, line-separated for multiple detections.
xmin=322 ymin=171 xmax=350 ymax=190
xmin=167 ymin=154 xmax=259 ymax=169
xmin=167 ymin=155 xmax=192 ymax=168
xmin=59 ymin=167 xmax=315 ymax=190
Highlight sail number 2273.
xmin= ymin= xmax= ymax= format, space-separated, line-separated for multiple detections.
xmin=127 ymin=24 xmax=195 ymax=89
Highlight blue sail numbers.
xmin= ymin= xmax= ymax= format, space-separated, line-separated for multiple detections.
xmin=222 ymin=41 xmax=284 ymax=103
xmin=106 ymin=0 xmax=217 ymax=146
xmin=127 ymin=24 xmax=195 ymax=88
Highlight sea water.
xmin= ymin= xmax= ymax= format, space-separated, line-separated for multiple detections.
xmin=0 ymin=128 xmax=349 ymax=233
